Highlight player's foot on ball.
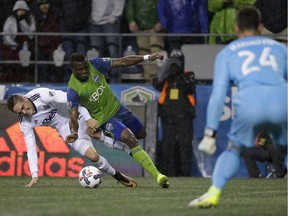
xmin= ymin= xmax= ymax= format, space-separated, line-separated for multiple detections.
xmin=157 ymin=174 xmax=170 ymax=188
xmin=113 ymin=171 xmax=137 ymax=188
xmin=188 ymin=186 xmax=220 ymax=208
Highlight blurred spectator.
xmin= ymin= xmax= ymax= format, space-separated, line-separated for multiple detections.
xmin=119 ymin=0 xmax=143 ymax=83
xmin=0 ymin=0 xmax=16 ymax=66
xmin=243 ymin=130 xmax=287 ymax=178
xmin=35 ymin=0 xmax=63 ymax=83
xmin=54 ymin=0 xmax=91 ymax=82
xmin=0 ymin=0 xmax=36 ymax=82
xmin=157 ymin=0 xmax=209 ymax=54
xmin=254 ymin=0 xmax=287 ymax=44
xmin=126 ymin=0 xmax=164 ymax=83
xmin=89 ymin=0 xmax=125 ymax=83
xmin=152 ymin=50 xmax=196 ymax=176
xmin=120 ymin=0 xmax=139 ymax=56
xmin=24 ymin=0 xmax=39 ymax=16
xmin=208 ymin=0 xmax=255 ymax=45
xmin=0 ymin=0 xmax=17 ymax=44
xmin=3 ymin=1 xmax=35 ymax=51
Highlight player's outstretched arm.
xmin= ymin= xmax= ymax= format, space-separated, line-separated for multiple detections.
xmin=25 ymin=177 xmax=39 ymax=188
xmin=149 ymin=52 xmax=164 ymax=61
xmin=111 ymin=52 xmax=164 ymax=67
xmin=66 ymin=108 xmax=79 ymax=143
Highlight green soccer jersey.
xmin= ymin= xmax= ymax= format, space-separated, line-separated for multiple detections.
xmin=68 ymin=61 xmax=120 ymax=126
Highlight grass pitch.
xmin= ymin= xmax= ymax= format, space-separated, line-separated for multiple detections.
xmin=0 ymin=177 xmax=286 ymax=216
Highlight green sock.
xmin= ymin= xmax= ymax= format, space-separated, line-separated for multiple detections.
xmin=131 ymin=146 xmax=160 ymax=179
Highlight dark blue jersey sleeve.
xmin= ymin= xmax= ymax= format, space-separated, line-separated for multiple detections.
xmin=89 ymin=57 xmax=112 ymax=74
xmin=67 ymin=88 xmax=80 ymax=109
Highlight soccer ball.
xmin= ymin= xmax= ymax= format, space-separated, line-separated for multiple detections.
xmin=79 ymin=166 xmax=102 ymax=188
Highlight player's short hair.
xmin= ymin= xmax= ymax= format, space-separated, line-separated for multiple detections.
xmin=236 ymin=6 xmax=261 ymax=32
xmin=70 ymin=53 xmax=86 ymax=64
xmin=7 ymin=94 xmax=23 ymax=112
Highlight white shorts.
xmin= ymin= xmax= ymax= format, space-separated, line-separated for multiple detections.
xmin=58 ymin=116 xmax=93 ymax=156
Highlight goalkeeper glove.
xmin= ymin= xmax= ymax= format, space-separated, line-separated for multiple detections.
xmin=198 ymin=128 xmax=217 ymax=155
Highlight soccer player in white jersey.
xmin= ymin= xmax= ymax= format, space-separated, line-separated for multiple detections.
xmin=189 ymin=6 xmax=287 ymax=208
xmin=7 ymin=88 xmax=137 ymax=188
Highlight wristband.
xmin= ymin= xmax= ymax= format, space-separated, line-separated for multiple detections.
xmin=143 ymin=55 xmax=150 ymax=61
xmin=204 ymin=128 xmax=217 ymax=138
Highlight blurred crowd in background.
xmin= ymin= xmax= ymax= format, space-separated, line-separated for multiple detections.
xmin=0 ymin=0 xmax=286 ymax=83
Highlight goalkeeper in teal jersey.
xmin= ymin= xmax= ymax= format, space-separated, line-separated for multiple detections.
xmin=66 ymin=52 xmax=170 ymax=188
xmin=189 ymin=6 xmax=287 ymax=208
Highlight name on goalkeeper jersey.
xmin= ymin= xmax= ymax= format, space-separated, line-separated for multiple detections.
xmin=229 ymin=39 xmax=277 ymax=51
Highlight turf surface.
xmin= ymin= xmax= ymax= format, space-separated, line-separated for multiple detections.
xmin=0 ymin=177 xmax=286 ymax=216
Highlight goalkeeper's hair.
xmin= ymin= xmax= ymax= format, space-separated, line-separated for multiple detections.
xmin=236 ymin=6 xmax=261 ymax=32
xmin=7 ymin=94 xmax=23 ymax=112
xmin=70 ymin=52 xmax=86 ymax=63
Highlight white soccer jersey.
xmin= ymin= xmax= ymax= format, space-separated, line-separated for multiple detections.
xmin=19 ymin=88 xmax=92 ymax=177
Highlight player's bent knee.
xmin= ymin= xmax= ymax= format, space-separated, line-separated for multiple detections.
xmin=89 ymin=153 xmax=100 ymax=162
xmin=126 ymin=135 xmax=139 ymax=149
xmin=84 ymin=147 xmax=100 ymax=162
xmin=121 ymin=130 xmax=139 ymax=149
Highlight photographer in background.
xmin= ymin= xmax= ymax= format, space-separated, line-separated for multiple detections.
xmin=152 ymin=49 xmax=196 ymax=176
xmin=243 ymin=130 xmax=287 ymax=178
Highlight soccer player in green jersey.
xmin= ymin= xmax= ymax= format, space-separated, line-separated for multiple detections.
xmin=66 ymin=52 xmax=170 ymax=188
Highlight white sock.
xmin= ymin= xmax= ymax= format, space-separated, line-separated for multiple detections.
xmin=92 ymin=156 xmax=116 ymax=176
xmin=100 ymin=132 xmax=131 ymax=154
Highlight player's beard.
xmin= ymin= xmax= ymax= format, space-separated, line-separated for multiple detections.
xmin=76 ymin=74 xmax=89 ymax=82
xmin=80 ymin=76 xmax=88 ymax=81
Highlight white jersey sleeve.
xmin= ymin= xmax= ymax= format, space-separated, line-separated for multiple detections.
xmin=20 ymin=123 xmax=38 ymax=177
xmin=78 ymin=106 xmax=92 ymax=121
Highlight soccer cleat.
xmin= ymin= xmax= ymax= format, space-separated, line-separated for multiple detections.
xmin=113 ymin=171 xmax=137 ymax=188
xmin=157 ymin=174 xmax=170 ymax=188
xmin=188 ymin=186 xmax=221 ymax=208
